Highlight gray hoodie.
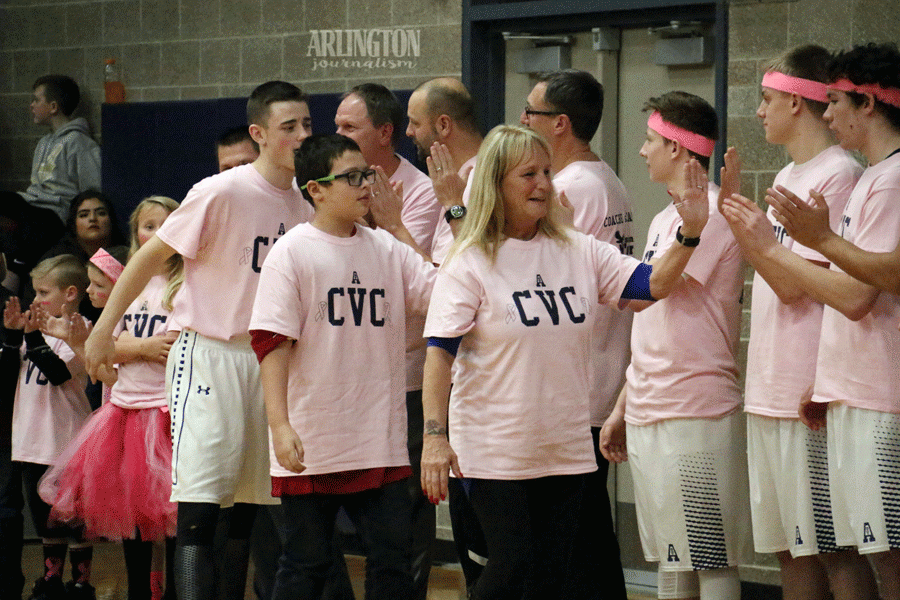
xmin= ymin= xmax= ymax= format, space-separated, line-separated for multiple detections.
xmin=19 ymin=117 xmax=101 ymax=222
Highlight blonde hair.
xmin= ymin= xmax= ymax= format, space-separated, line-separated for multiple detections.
xmin=128 ymin=196 xmax=184 ymax=311
xmin=446 ymin=124 xmax=569 ymax=264
xmin=30 ymin=254 xmax=89 ymax=304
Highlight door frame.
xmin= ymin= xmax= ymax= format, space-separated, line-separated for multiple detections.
xmin=461 ymin=0 xmax=729 ymax=177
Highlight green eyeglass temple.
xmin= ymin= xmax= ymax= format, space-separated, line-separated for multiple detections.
xmin=300 ymin=169 xmax=377 ymax=190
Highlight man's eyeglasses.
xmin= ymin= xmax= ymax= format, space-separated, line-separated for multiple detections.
xmin=524 ymin=107 xmax=562 ymax=117
xmin=301 ymin=169 xmax=377 ymax=190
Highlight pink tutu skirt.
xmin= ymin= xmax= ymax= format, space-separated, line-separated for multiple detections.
xmin=39 ymin=402 xmax=176 ymax=541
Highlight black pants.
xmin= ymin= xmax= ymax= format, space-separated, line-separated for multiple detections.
xmin=269 ymin=479 xmax=414 ymax=600
xmin=590 ymin=426 xmax=628 ymax=600
xmin=466 ymin=474 xmax=602 ymax=600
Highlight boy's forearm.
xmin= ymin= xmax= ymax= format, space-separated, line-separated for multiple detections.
xmin=813 ymin=233 xmax=900 ymax=296
xmin=24 ymin=330 xmax=72 ymax=385
xmin=260 ymin=340 xmax=292 ymax=429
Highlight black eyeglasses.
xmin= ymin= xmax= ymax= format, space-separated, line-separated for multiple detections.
xmin=524 ymin=106 xmax=562 ymax=117
xmin=301 ymin=169 xmax=377 ymax=190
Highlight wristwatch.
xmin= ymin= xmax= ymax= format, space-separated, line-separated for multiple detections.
xmin=445 ymin=205 xmax=466 ymax=223
xmin=675 ymin=226 xmax=700 ymax=247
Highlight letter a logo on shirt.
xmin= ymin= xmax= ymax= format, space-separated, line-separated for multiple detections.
xmin=352 ymin=271 xmax=361 ymax=284
xmin=795 ymin=526 xmax=803 ymax=545
xmin=666 ymin=544 xmax=679 ymax=562
xmin=535 ymin=274 xmax=546 ymax=287
xmin=278 ymin=223 xmax=286 ymax=235
xmin=863 ymin=522 xmax=876 ymax=543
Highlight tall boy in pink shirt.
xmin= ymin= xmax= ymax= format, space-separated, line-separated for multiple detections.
xmin=84 ymin=81 xmax=314 ymax=600
xmin=723 ymin=42 xmax=900 ymax=600
xmin=721 ymin=45 xmax=875 ymax=600
xmin=250 ymin=134 xmax=435 ymax=599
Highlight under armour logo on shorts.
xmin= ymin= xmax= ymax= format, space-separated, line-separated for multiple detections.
xmin=197 ymin=385 xmax=211 ymax=395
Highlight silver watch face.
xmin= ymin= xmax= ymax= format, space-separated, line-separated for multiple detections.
xmin=449 ymin=205 xmax=466 ymax=219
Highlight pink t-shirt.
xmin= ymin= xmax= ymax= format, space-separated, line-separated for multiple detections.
xmin=12 ymin=331 xmax=91 ymax=465
xmin=430 ymin=157 xmax=477 ymax=266
xmin=555 ymin=160 xmax=636 ymax=426
xmin=110 ymin=276 xmax=172 ymax=410
xmin=745 ymin=146 xmax=862 ymax=417
xmin=625 ymin=186 xmax=743 ymax=425
xmin=156 ymin=163 xmax=313 ymax=341
xmin=424 ymin=231 xmax=641 ymax=479
xmin=249 ymin=224 xmax=436 ymax=478
xmin=813 ymin=152 xmax=900 ymax=413
xmin=393 ymin=155 xmax=442 ymax=257
xmin=391 ymin=155 xmax=441 ymax=391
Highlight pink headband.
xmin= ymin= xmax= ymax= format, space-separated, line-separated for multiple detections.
xmin=828 ymin=79 xmax=900 ymax=108
xmin=761 ymin=71 xmax=829 ymax=103
xmin=89 ymin=249 xmax=124 ymax=283
xmin=647 ymin=111 xmax=716 ymax=157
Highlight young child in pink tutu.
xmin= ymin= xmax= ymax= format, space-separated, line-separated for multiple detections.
xmin=40 ymin=196 xmax=183 ymax=600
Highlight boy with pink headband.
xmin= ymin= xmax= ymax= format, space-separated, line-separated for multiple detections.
xmin=601 ymin=91 xmax=750 ymax=600
xmin=721 ymin=45 xmax=876 ymax=600
xmin=723 ymin=42 xmax=900 ymax=600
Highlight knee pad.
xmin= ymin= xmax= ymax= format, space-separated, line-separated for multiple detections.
xmin=176 ymin=503 xmax=220 ymax=546
xmin=657 ymin=569 xmax=699 ymax=599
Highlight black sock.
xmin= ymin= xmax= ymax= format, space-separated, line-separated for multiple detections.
xmin=123 ymin=539 xmax=152 ymax=600
xmin=69 ymin=545 xmax=93 ymax=584
xmin=42 ymin=542 xmax=67 ymax=581
xmin=162 ymin=537 xmax=176 ymax=600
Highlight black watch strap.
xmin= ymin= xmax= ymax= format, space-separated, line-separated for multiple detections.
xmin=675 ymin=226 xmax=700 ymax=247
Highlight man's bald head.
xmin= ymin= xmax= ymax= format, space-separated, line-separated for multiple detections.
xmin=414 ymin=78 xmax=479 ymax=134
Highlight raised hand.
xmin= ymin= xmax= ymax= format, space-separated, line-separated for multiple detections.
xmin=3 ymin=297 xmax=25 ymax=330
xmin=427 ymin=142 xmax=469 ymax=209
xmin=721 ymin=193 xmax=779 ymax=256
xmin=766 ymin=185 xmax=832 ymax=249
xmin=718 ymin=147 xmax=742 ymax=213
xmin=39 ymin=312 xmax=72 ymax=341
xmin=369 ymin=166 xmax=405 ymax=233
xmin=23 ymin=303 xmax=42 ymax=334
xmin=670 ymin=158 xmax=710 ymax=238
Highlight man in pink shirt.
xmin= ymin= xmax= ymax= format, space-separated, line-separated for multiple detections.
xmin=602 ymin=91 xmax=749 ymax=600
xmin=520 ymin=68 xmax=633 ymax=599
xmin=405 ymin=77 xmax=486 ymax=593
xmin=406 ymin=78 xmax=482 ymax=267
xmin=84 ymin=81 xmax=314 ymax=600
xmin=723 ymin=43 xmax=900 ymax=600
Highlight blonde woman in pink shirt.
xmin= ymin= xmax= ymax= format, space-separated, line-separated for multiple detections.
xmin=421 ymin=124 xmax=709 ymax=599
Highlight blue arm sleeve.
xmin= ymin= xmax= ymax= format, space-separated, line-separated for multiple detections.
xmin=620 ymin=263 xmax=656 ymax=301
xmin=427 ymin=336 xmax=462 ymax=357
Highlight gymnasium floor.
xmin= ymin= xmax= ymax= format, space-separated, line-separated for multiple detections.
xmin=21 ymin=541 xmax=655 ymax=599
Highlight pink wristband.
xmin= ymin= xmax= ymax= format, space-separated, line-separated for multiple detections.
xmin=89 ymin=248 xmax=125 ymax=283
xmin=647 ymin=111 xmax=716 ymax=157
xmin=761 ymin=71 xmax=829 ymax=103
xmin=828 ymin=79 xmax=900 ymax=108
